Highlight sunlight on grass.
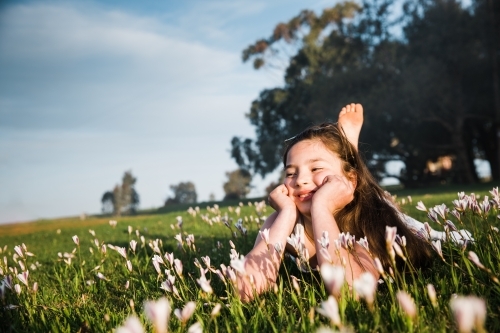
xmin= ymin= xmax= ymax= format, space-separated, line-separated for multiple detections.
xmin=0 ymin=187 xmax=499 ymax=332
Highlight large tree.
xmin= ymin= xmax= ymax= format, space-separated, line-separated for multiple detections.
xmin=231 ymin=0 xmax=499 ymax=187
xmin=223 ymin=169 xmax=253 ymax=200
xmin=101 ymin=171 xmax=139 ymax=216
xmin=165 ymin=181 xmax=197 ymax=205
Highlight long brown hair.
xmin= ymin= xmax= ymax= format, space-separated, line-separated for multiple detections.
xmin=282 ymin=122 xmax=431 ymax=269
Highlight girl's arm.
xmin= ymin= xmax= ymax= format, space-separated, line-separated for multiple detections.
xmin=310 ymin=175 xmax=379 ymax=292
xmin=237 ymin=185 xmax=297 ymax=301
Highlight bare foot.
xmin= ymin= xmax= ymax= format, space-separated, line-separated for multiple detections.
xmin=338 ymin=103 xmax=363 ymax=151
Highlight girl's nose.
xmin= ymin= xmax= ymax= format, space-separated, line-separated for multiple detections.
xmin=295 ymin=172 xmax=309 ymax=187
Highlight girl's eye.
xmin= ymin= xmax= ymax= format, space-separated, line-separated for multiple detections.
xmin=312 ymin=168 xmax=323 ymax=172
xmin=286 ymin=172 xmax=296 ymax=178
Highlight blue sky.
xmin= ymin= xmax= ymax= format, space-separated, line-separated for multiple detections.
xmin=0 ymin=0 xmax=336 ymax=224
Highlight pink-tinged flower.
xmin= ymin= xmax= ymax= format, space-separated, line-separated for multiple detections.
xmin=467 ymin=251 xmax=485 ymax=270
xmin=259 ymin=228 xmax=270 ymax=245
xmin=357 ymin=236 xmax=369 ymax=253
xmin=320 ymin=263 xmax=345 ymax=297
xmin=72 ymin=235 xmax=79 ymax=246
xmin=274 ymin=242 xmax=283 ymax=254
xmin=125 ymin=280 xmax=130 ymax=289
xmin=318 ymin=231 xmax=330 ymax=249
xmin=174 ymin=234 xmax=183 ymax=246
xmin=17 ymin=271 xmax=29 ymax=287
xmin=291 ymin=275 xmax=301 ymax=295
xmin=225 ymin=267 xmax=237 ymax=283
xmin=427 ymin=284 xmax=437 ymax=308
xmin=201 ymin=256 xmax=211 ymax=269
xmin=116 ymin=247 xmax=127 ymax=259
xmin=14 ymin=284 xmax=21 ymax=295
xmin=144 ymin=297 xmax=171 ymax=333
xmin=433 ymin=204 xmax=448 ymax=220
xmin=174 ymin=301 xmax=196 ymax=324
xmin=152 ymin=257 xmax=162 ymax=275
xmin=450 ymin=296 xmax=486 ymax=333
xmin=316 ymin=296 xmax=341 ymax=327
xmin=385 ymin=226 xmax=397 ymax=248
xmin=96 ymin=272 xmax=108 ymax=281
xmin=176 ymin=216 xmax=183 ymax=228
xmin=427 ymin=209 xmax=440 ymax=224
xmin=116 ymin=315 xmax=144 ymax=333
xmin=3 ymin=276 xmax=13 ymax=289
xmin=211 ymin=303 xmax=221 ymax=317
xmin=445 ymin=220 xmax=458 ymax=232
xmin=416 ymin=201 xmax=427 ymax=212
xmin=373 ymin=258 xmax=385 ymax=276
xmin=14 ymin=245 xmax=23 ymax=258
xmin=173 ymin=259 xmax=183 ymax=277
xmin=396 ymin=291 xmax=417 ymax=319
xmin=164 ymin=252 xmax=174 ymax=266
xmin=32 ymin=282 xmax=38 ymax=293
xmin=319 ymin=247 xmax=333 ymax=263
xmin=196 ymin=275 xmax=213 ymax=294
xmin=101 ymin=244 xmax=107 ymax=254
xmin=187 ymin=322 xmax=202 ymax=333
xmin=353 ymin=272 xmax=377 ymax=308
xmin=230 ymin=256 xmax=247 ymax=276
xmin=392 ymin=242 xmax=406 ymax=261
xmin=431 ymin=240 xmax=444 ymax=261
xmin=126 ymin=260 xmax=133 ymax=272
xmin=450 ymin=209 xmax=461 ymax=220
xmin=339 ymin=232 xmax=354 ymax=250
xmin=129 ymin=240 xmax=137 ymax=253
xmin=160 ymin=280 xmax=179 ymax=298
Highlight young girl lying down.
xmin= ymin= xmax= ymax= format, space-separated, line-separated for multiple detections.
xmin=237 ymin=103 xmax=472 ymax=301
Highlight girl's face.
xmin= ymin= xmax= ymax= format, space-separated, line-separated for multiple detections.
xmin=284 ymin=139 xmax=345 ymax=216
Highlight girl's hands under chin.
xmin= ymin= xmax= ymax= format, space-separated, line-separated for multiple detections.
xmin=268 ymin=184 xmax=296 ymax=212
xmin=312 ymin=175 xmax=355 ymax=214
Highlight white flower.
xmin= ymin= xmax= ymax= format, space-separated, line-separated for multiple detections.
xmin=187 ymin=322 xmax=202 ymax=333
xmin=259 ymin=228 xmax=270 ymax=245
xmin=96 ymin=272 xmax=108 ymax=281
xmin=427 ymin=284 xmax=437 ymax=308
xmin=144 ymin=298 xmax=171 ymax=333
xmin=116 ymin=315 xmax=145 ymax=333
xmin=130 ymin=240 xmax=137 ymax=253
xmin=126 ymin=260 xmax=133 ymax=272
xmin=320 ymin=263 xmax=345 ymax=296
xmin=353 ymin=272 xmax=377 ymax=307
xmin=17 ymin=271 xmax=29 ymax=287
xmin=116 ymin=247 xmax=127 ymax=259
xmin=174 ymin=301 xmax=196 ymax=324
xmin=72 ymin=235 xmax=79 ymax=246
xmin=211 ymin=304 xmax=221 ymax=317
xmin=230 ymin=255 xmax=247 ymax=275
xmin=416 ymin=201 xmax=427 ymax=212
xmin=14 ymin=284 xmax=21 ymax=295
xmin=468 ymin=251 xmax=485 ymax=270
xmin=174 ymin=259 xmax=183 ymax=277
xmin=450 ymin=296 xmax=486 ymax=333
xmin=109 ymin=220 xmax=117 ymax=227
xmin=396 ymin=290 xmax=417 ymax=319
xmin=196 ymin=275 xmax=213 ymax=294
xmin=316 ymin=296 xmax=341 ymax=326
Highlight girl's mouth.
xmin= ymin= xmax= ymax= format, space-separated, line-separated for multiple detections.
xmin=297 ymin=191 xmax=315 ymax=201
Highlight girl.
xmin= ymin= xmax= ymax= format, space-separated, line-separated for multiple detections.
xmin=237 ymin=104 xmax=468 ymax=301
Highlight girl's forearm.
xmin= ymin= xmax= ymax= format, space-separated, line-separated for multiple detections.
xmin=238 ymin=208 xmax=297 ymax=301
xmin=310 ymin=206 xmax=377 ymax=287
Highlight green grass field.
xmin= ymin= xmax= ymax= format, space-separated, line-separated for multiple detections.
xmin=0 ymin=183 xmax=499 ymax=332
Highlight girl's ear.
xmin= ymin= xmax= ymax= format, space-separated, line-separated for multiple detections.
xmin=347 ymin=171 xmax=357 ymax=189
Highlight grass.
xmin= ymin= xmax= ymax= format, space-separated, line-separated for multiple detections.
xmin=0 ymin=183 xmax=499 ymax=332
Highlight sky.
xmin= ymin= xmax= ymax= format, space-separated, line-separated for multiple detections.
xmin=0 ymin=0 xmax=339 ymax=224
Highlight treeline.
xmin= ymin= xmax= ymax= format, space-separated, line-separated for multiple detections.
xmin=231 ymin=0 xmax=499 ymax=187
xmin=101 ymin=168 xmax=253 ymax=216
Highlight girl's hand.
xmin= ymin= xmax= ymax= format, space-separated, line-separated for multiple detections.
xmin=268 ymin=184 xmax=296 ymax=212
xmin=311 ymin=174 xmax=354 ymax=214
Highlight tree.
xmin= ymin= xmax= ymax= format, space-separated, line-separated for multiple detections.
xmin=101 ymin=191 xmax=114 ymax=214
xmin=101 ymin=171 xmax=139 ymax=216
xmin=223 ymin=169 xmax=252 ymax=200
xmin=165 ymin=181 xmax=197 ymax=205
xmin=232 ymin=0 xmax=500 ymax=187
